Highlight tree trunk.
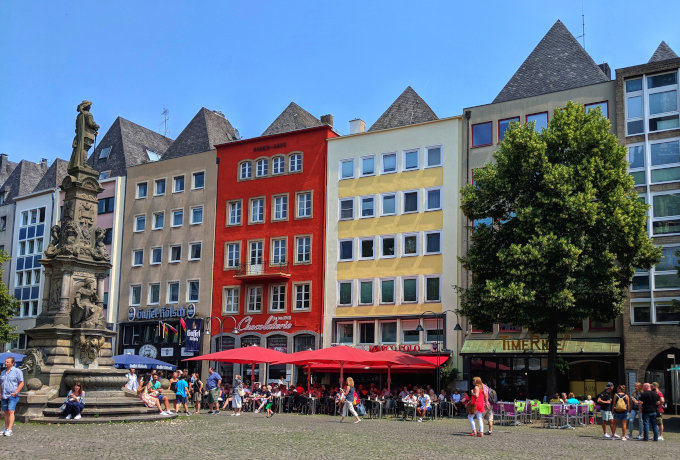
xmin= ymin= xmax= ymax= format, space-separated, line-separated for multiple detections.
xmin=545 ymin=326 xmax=558 ymax=399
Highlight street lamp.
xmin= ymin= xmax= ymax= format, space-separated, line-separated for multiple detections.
xmin=204 ymin=315 xmax=238 ymax=371
xmin=415 ymin=310 xmax=463 ymax=395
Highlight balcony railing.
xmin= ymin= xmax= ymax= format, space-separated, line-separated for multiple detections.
xmin=233 ymin=260 xmax=291 ymax=280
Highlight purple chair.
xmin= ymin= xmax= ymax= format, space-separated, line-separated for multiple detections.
xmin=501 ymin=402 xmax=521 ymax=425
xmin=492 ymin=403 xmax=504 ymax=425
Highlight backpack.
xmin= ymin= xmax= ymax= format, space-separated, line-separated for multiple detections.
xmin=488 ymin=388 xmax=498 ymax=404
xmin=614 ymin=393 xmax=627 ymax=412
xmin=353 ymin=391 xmax=359 ymax=405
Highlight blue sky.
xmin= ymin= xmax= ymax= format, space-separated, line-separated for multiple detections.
xmin=1 ymin=1 xmax=679 ymax=164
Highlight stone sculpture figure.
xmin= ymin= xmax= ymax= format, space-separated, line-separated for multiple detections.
xmin=92 ymin=228 xmax=110 ymax=261
xmin=68 ymin=100 xmax=99 ymax=171
xmin=44 ymin=225 xmax=61 ymax=258
xmin=71 ymin=279 xmax=103 ymax=329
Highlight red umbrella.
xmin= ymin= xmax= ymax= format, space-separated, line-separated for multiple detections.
xmin=368 ymin=350 xmax=436 ymax=389
xmin=184 ymin=346 xmax=288 ymax=385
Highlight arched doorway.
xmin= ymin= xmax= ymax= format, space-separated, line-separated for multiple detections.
xmin=267 ymin=334 xmax=288 ymax=382
xmin=645 ymin=347 xmax=680 ymax=408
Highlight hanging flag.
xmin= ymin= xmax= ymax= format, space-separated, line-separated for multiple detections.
xmin=166 ymin=322 xmax=178 ymax=334
xmin=163 ymin=322 xmax=168 ymax=338
xmin=180 ymin=318 xmax=187 ymax=330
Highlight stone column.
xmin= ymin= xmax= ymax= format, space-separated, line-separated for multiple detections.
xmin=55 ymin=270 xmax=72 ymax=327
xmin=96 ymin=274 xmax=106 ymax=308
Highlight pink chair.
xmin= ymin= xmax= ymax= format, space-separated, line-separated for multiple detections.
xmin=501 ymin=402 xmax=521 ymax=425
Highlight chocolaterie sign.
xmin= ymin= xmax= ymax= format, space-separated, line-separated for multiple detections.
xmin=237 ymin=315 xmax=293 ymax=332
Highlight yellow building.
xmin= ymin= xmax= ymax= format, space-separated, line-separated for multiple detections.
xmin=324 ymin=87 xmax=462 ymax=365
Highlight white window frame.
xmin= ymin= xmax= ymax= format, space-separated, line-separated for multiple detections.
xmin=338 ymin=239 xmax=354 ymax=262
xmin=187 ymin=279 xmax=200 ymax=302
xmin=130 ymin=285 xmax=142 ymax=306
xmin=255 ymin=158 xmax=269 ymax=178
xmin=381 ymin=193 xmax=397 ymax=216
xmin=379 ymin=277 xmax=396 ymax=304
xmin=225 ymin=242 xmax=241 ymax=269
xmin=136 ymin=182 xmax=148 ymax=199
xmin=651 ymin=190 xmax=680 ymax=236
xmin=647 ymin=71 xmax=679 ymax=134
xmin=401 ymin=276 xmax=419 ymax=303
xmin=630 ymin=298 xmax=651 ymax=325
xmin=337 ymin=280 xmax=354 ymax=306
xmin=424 ymin=230 xmax=442 ymax=255
xmin=152 ymin=211 xmax=164 ymax=230
xmin=169 ymin=244 xmax=182 ymax=263
xmin=271 ymin=237 xmax=287 ymax=265
xmin=401 ymin=190 xmax=419 ymax=214
xmin=296 ymin=191 xmax=312 ymax=219
xmin=192 ymin=171 xmax=205 ymax=190
xmin=380 ymin=234 xmax=397 ymax=259
xmin=402 ymin=149 xmax=420 ymax=171
xmin=628 ymin=143 xmax=646 ymax=186
xmin=651 ymin=296 xmax=680 ymax=324
xmin=649 ymin=138 xmax=680 ymax=185
xmin=223 ymin=286 xmax=240 ymax=314
xmin=272 ymin=194 xmax=288 ymax=221
xmin=295 ymin=235 xmax=312 ymax=265
xmin=227 ymin=200 xmax=242 ymax=226
xmin=272 ymin=155 xmax=286 ymax=175
xmin=190 ymin=206 xmax=204 ymax=225
xmin=240 ymin=161 xmax=253 ymax=180
xmin=293 ymin=282 xmax=311 ymax=311
xmin=167 ymin=281 xmax=180 ymax=304
xmin=359 ymin=236 xmax=375 ymax=260
xmin=269 ymin=284 xmax=286 ymax=312
xmin=381 ymin=152 xmax=397 ymax=174
xmin=402 ymin=319 xmax=421 ymax=344
xmin=134 ymin=215 xmax=146 ymax=232
xmin=171 ymin=209 xmax=184 ymax=227
xmin=425 ymin=187 xmax=442 ymax=211
xmin=360 ymin=195 xmax=376 ymax=218
xmin=425 ymin=145 xmax=443 ymax=168
xmin=132 ymin=249 xmax=144 ymax=267
xmin=360 ymin=155 xmax=376 ymax=177
xmin=358 ymin=279 xmax=374 ymax=305
xmin=336 ymin=322 xmax=354 ymax=345
xmin=339 ymin=198 xmax=355 ymax=220
xmin=154 ymin=178 xmax=166 ymax=196
xmin=425 ymin=274 xmax=442 ymax=302
xmin=380 ymin=321 xmax=398 ymax=344
xmin=246 ymin=286 xmax=263 ymax=313
xmin=340 ymin=159 xmax=355 ymax=180
xmin=401 ymin=233 xmax=419 ymax=257
xmin=189 ymin=242 xmax=202 ymax=261
xmin=150 ymin=247 xmax=162 ymax=265
xmin=173 ymin=175 xmax=185 ymax=193
xmin=148 ymin=283 xmax=160 ymax=305
xmin=250 ymin=197 xmax=265 ymax=224
xmin=289 ymin=152 xmax=303 ymax=173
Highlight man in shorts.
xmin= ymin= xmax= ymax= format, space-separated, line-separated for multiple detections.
xmin=483 ymin=384 xmax=496 ymax=435
xmin=597 ymin=382 xmax=615 ymax=438
xmin=150 ymin=373 xmax=172 ymax=414
xmin=174 ymin=375 xmax=190 ymax=415
xmin=651 ymin=382 xmax=665 ymax=441
xmin=205 ymin=367 xmax=222 ymax=414
xmin=1 ymin=357 xmax=24 ymax=437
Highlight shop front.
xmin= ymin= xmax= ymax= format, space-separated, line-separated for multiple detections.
xmin=117 ymin=304 xmax=204 ymax=373
xmin=460 ymin=336 xmax=621 ymax=400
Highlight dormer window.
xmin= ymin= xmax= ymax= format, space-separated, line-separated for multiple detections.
xmin=99 ymin=146 xmax=112 ymax=159
xmin=146 ymin=150 xmax=161 ymax=162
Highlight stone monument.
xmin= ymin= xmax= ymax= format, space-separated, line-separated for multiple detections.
xmin=16 ymin=101 xmax=132 ymax=421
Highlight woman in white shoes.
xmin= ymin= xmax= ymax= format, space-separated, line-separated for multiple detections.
xmin=340 ymin=377 xmax=361 ymax=424
xmin=62 ymin=381 xmax=85 ymax=420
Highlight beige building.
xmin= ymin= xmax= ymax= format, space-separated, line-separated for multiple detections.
xmin=117 ymin=149 xmax=217 ymax=370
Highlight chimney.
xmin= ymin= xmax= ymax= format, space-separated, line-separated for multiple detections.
xmin=598 ymin=62 xmax=611 ymax=79
xmin=349 ymin=119 xmax=366 ymax=134
xmin=41 ymin=158 xmax=48 ymax=169
xmin=320 ymin=114 xmax=333 ymax=128
xmin=0 ymin=154 xmax=7 ymax=171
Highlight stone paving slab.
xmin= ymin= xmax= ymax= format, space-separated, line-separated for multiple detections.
xmin=5 ymin=413 xmax=678 ymax=460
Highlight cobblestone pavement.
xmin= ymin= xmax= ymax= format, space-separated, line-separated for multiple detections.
xmin=5 ymin=413 xmax=679 ymax=460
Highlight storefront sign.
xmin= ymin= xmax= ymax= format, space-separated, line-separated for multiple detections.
xmin=253 ymin=142 xmax=286 ymax=153
xmin=181 ymin=347 xmax=195 ymax=357
xmin=369 ymin=344 xmax=422 ymax=353
xmin=128 ymin=304 xmax=196 ymax=321
xmin=161 ymin=348 xmax=173 ymax=357
xmin=139 ymin=344 xmax=158 ymax=359
xmin=237 ymin=315 xmax=293 ymax=332
xmin=498 ymin=334 xmax=571 ymax=352
xmin=184 ymin=318 xmax=203 ymax=353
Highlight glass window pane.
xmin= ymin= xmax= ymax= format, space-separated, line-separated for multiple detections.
xmin=654 ymin=273 xmax=680 ymax=289
xmin=656 ymin=246 xmax=679 ymax=271
xmin=632 ymin=304 xmax=651 ymax=323
xmin=648 ymin=72 xmax=677 ymax=89
xmin=499 ymin=117 xmax=519 ymax=141
xmin=403 ymin=236 xmax=417 ymax=255
xmin=651 ymin=167 xmax=680 ymax=183
xmin=653 ymin=218 xmax=680 ymax=235
xmin=383 ymin=154 xmax=396 ymax=173
xmin=340 ymin=241 xmax=353 ymax=260
xmin=426 ymin=277 xmax=440 ymax=301
xmin=427 ymin=147 xmax=441 ymax=166
xmin=527 ymin=113 xmax=548 ymax=132
xmin=628 ymin=145 xmax=645 ymax=169
xmin=361 ymin=239 xmax=373 ymax=258
xmin=631 ymin=274 xmax=650 ymax=291
xmin=631 ymin=171 xmax=646 ymax=185
xmin=341 ymin=160 xmax=354 ymax=178
xmin=650 ymin=115 xmax=680 ymax=132
xmin=649 ymin=90 xmax=677 ymax=115
xmin=338 ymin=324 xmax=353 ymax=344
xmin=427 ymin=189 xmax=440 ymax=210
xmin=627 ymin=96 xmax=642 ymax=119
xmin=359 ymin=323 xmax=375 ymax=344
xmin=403 ymin=279 xmax=417 ymax=302
xmin=653 ymin=193 xmax=680 ymax=217
xmin=404 ymin=151 xmax=418 ymax=170
xmin=651 ymin=141 xmax=680 ymax=166
xmin=381 ymin=280 xmax=394 ymax=303
xmin=362 ymin=157 xmax=374 ymax=175
xmin=586 ymin=102 xmax=608 ymax=117
xmin=382 ymin=237 xmax=395 ymax=257
xmin=360 ymin=281 xmax=373 ymax=304
xmin=361 ymin=197 xmax=374 ymax=217
xmin=655 ymin=302 xmax=680 ymax=322
xmin=382 ymin=195 xmax=395 ymax=214
xmin=627 ymin=120 xmax=644 ymax=135
xmin=404 ymin=192 xmax=418 ymax=212
xmin=381 ymin=322 xmax=397 ymax=343
xmin=339 ymin=283 xmax=352 ymax=305
xmin=626 ymin=78 xmax=642 ymax=92
xmin=426 ymin=233 xmax=441 ymax=253
xmin=472 ymin=122 xmax=492 ymax=147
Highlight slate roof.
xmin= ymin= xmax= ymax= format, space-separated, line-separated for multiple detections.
xmin=33 ymin=158 xmax=68 ymax=193
xmin=262 ymin=102 xmax=323 ymax=136
xmin=163 ymin=108 xmax=237 ymax=159
xmin=0 ymin=160 xmax=48 ymax=205
xmin=0 ymin=156 xmax=18 ymax=185
xmin=88 ymin=117 xmax=174 ymax=178
xmin=493 ymin=20 xmax=610 ymax=104
xmin=368 ymin=86 xmax=438 ymax=132
xmin=649 ymin=41 xmax=678 ymax=63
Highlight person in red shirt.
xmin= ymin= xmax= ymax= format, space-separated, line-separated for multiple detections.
xmin=651 ymin=382 xmax=665 ymax=441
xmin=296 ymin=383 xmax=305 ymax=395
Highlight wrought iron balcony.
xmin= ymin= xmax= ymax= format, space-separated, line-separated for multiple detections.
xmin=233 ymin=260 xmax=291 ymax=281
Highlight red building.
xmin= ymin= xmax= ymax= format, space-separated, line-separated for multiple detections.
xmin=212 ymin=104 xmax=336 ymax=384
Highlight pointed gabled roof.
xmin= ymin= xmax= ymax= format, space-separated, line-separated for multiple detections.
xmin=368 ymin=86 xmax=438 ymax=132
xmin=163 ymin=108 xmax=237 ymax=160
xmin=0 ymin=160 xmax=48 ymax=205
xmin=88 ymin=117 xmax=174 ymax=178
xmin=33 ymin=158 xmax=68 ymax=193
xmin=493 ymin=20 xmax=609 ymax=104
xmin=262 ymin=102 xmax=323 ymax=136
xmin=649 ymin=41 xmax=678 ymax=63
xmin=0 ymin=155 xmax=18 ymax=185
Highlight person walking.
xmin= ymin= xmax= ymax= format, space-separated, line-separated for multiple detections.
xmin=468 ymin=377 xmax=487 ymax=437
xmin=651 ymin=382 xmax=665 ymax=441
xmin=175 ymin=375 xmax=190 ymax=416
xmin=340 ymin=377 xmax=361 ymax=424
xmin=611 ymin=385 xmax=630 ymax=440
xmin=483 ymin=383 xmax=497 ymax=435
xmin=231 ymin=374 xmax=244 ymax=416
xmin=596 ymin=382 xmax=615 ymax=439
xmin=62 ymin=381 xmax=85 ymax=420
xmin=628 ymin=382 xmax=643 ymax=440
xmin=639 ymin=382 xmax=661 ymax=441
xmin=205 ymin=367 xmax=222 ymax=414
xmin=1 ymin=357 xmax=24 ymax=436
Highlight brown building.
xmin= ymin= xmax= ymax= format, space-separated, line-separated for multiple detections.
xmin=617 ymin=41 xmax=680 ymax=405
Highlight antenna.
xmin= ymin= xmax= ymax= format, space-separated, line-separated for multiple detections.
xmin=161 ymin=108 xmax=169 ymax=137
xmin=576 ymin=1 xmax=586 ymax=49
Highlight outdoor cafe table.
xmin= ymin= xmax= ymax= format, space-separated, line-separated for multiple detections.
xmin=362 ymin=399 xmax=385 ymax=419
xmin=430 ymin=401 xmax=440 ymax=420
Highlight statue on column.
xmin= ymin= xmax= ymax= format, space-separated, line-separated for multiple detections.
xmin=68 ymin=100 xmax=99 ymax=172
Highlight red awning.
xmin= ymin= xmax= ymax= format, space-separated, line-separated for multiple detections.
xmin=308 ymin=362 xmax=438 ymax=373
xmin=415 ymin=355 xmax=449 ymax=366
xmin=182 ymin=345 xmax=287 ymax=364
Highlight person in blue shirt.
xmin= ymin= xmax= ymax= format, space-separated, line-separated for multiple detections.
xmin=1 ymin=357 xmax=24 ymax=436
xmin=206 ymin=367 xmax=222 ymax=414
xmin=175 ymin=377 xmax=190 ymax=415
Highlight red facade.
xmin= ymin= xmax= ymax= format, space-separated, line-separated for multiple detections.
xmin=213 ymin=126 xmax=336 ymax=359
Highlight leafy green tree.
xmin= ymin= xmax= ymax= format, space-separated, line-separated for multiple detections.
xmin=0 ymin=250 xmax=20 ymax=345
xmin=458 ymin=102 xmax=660 ymax=396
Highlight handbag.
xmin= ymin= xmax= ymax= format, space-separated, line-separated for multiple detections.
xmin=59 ymin=403 xmax=67 ymax=411
xmin=466 ymin=395 xmax=477 ymax=415
xmin=238 ymin=389 xmax=245 ymax=397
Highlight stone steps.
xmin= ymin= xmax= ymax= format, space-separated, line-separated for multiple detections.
xmin=42 ymin=406 xmax=158 ymax=416
xmin=30 ymin=413 xmax=178 ymax=424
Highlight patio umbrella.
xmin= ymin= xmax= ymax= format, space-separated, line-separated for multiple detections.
xmin=112 ymin=354 xmax=176 ymax=371
xmin=0 ymin=352 xmax=24 ymax=367
xmin=368 ymin=350 xmax=436 ymax=389
xmin=184 ymin=346 xmax=288 ymax=385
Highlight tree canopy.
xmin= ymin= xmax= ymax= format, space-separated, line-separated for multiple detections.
xmin=458 ymin=102 xmax=660 ymax=393
xmin=0 ymin=250 xmax=19 ymax=345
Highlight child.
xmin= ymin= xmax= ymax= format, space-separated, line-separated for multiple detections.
xmin=174 ymin=376 xmax=190 ymax=415
xmin=583 ymin=394 xmax=595 ymax=424
xmin=263 ymin=385 xmax=275 ymax=418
